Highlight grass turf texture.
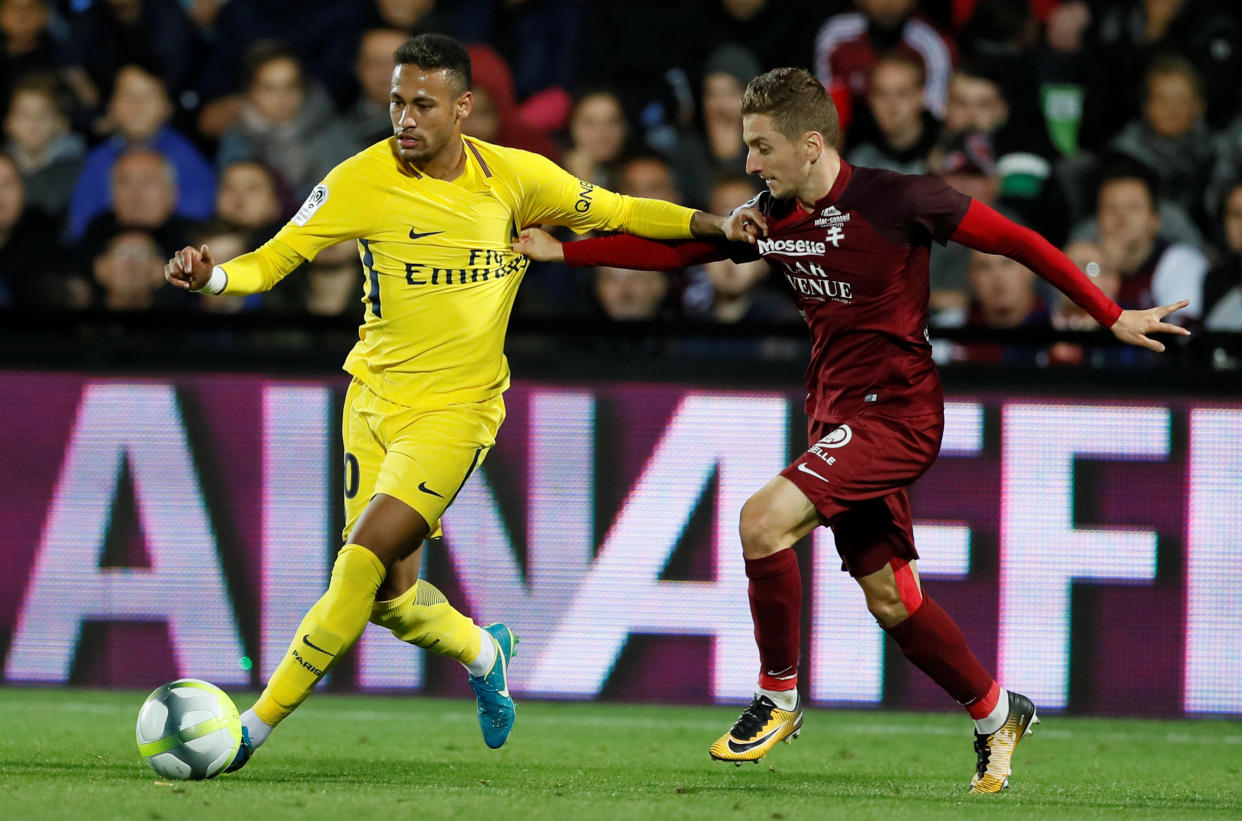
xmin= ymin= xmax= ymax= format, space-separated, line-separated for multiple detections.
xmin=2 ymin=688 xmax=1239 ymax=820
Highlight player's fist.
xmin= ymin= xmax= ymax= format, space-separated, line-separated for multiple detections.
xmin=165 ymin=244 xmax=215 ymax=291
xmin=511 ymin=227 xmax=564 ymax=262
xmin=721 ymin=205 xmax=767 ymax=244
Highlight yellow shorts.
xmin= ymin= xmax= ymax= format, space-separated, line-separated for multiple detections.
xmin=340 ymin=378 xmax=505 ymax=542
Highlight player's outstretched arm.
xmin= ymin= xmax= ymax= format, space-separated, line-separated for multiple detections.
xmin=512 ymin=227 xmax=732 ymax=270
xmin=165 ymin=245 xmax=216 ymax=292
xmin=1109 ymin=301 xmax=1192 ymax=352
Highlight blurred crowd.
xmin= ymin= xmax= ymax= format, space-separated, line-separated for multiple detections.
xmin=2 ymin=0 xmax=1242 ymax=366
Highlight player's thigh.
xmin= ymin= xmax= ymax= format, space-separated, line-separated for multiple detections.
xmin=373 ymin=395 xmax=505 ymax=540
xmin=341 ymin=378 xmax=385 ymax=544
xmin=738 ymin=474 xmax=822 ymax=557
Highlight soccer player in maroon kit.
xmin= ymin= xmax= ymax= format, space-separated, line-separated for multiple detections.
xmin=513 ymin=68 xmax=1189 ymax=793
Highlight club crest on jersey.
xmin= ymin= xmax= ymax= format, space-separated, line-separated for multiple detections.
xmin=813 ymin=206 xmax=850 ymax=246
xmin=292 ymin=184 xmax=329 ymax=226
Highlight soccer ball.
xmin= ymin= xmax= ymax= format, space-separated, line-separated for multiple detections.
xmin=135 ymin=679 xmax=242 ymax=780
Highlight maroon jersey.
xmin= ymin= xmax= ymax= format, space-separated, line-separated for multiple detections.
xmin=562 ymin=162 xmax=1121 ymax=424
xmin=732 ymin=162 xmax=969 ymax=421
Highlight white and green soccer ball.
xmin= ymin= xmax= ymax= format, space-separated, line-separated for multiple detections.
xmin=135 ymin=679 xmax=241 ymax=780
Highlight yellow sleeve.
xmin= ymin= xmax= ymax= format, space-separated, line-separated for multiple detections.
xmin=218 ymin=237 xmax=304 ymax=296
xmin=514 ymin=152 xmax=696 ymax=239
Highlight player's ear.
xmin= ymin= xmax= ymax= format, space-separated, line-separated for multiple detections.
xmin=805 ymin=130 xmax=824 ymax=161
xmin=457 ymin=89 xmax=473 ymax=120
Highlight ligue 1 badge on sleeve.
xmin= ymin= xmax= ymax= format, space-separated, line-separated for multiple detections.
xmin=293 ymin=184 xmax=330 ymax=226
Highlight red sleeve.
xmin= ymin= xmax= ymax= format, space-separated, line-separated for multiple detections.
xmin=950 ymin=199 xmax=1123 ymax=328
xmin=561 ymin=234 xmax=732 ymax=270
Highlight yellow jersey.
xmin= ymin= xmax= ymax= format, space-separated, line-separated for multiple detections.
xmin=216 ymin=136 xmax=698 ymax=407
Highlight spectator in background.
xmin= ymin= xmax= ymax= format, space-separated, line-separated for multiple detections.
xmin=91 ymin=228 xmax=184 ymax=311
xmin=561 ymin=88 xmax=629 ymax=188
xmin=1110 ymin=55 xmax=1215 ymax=233
xmin=214 ymin=160 xmax=289 ymax=243
xmin=1048 ymin=239 xmax=1149 ymax=367
xmin=217 ymin=42 xmax=357 ymax=199
xmin=0 ymin=148 xmax=78 ymax=308
xmin=1203 ymin=181 xmax=1242 ymax=331
xmin=63 ymin=0 xmax=199 ymax=104
xmin=847 ymin=50 xmax=938 ymax=174
xmin=190 ymin=218 xmax=255 ymax=315
xmin=1205 ymin=103 xmax=1242 ymax=228
xmin=594 ymin=265 xmax=672 ymax=322
xmin=1095 ymin=161 xmax=1207 ymax=321
xmin=814 ymin=0 xmax=956 ymax=132
xmin=952 ymin=249 xmax=1049 ymax=365
xmin=0 ymin=0 xmax=59 ymax=117
xmin=194 ymin=0 xmax=366 ymax=137
xmin=671 ymin=43 xmax=758 ymax=209
xmin=3 ymin=71 xmax=84 ymax=219
xmin=1080 ymin=0 xmax=1242 ymax=146
xmin=265 ymin=238 xmax=362 ymax=318
xmin=706 ymin=0 xmax=824 ymax=72
xmin=942 ymin=59 xmax=1065 ymax=242
xmin=344 ymin=28 xmax=406 ymax=149
xmin=67 ymin=64 xmax=215 ymax=240
xmin=616 ymin=151 xmax=682 ymax=204
xmin=76 ymin=147 xmax=197 ymax=262
xmin=462 ymin=44 xmax=559 ymax=160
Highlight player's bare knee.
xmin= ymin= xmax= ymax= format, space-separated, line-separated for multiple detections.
xmin=865 ymin=591 xmax=908 ymax=628
xmin=738 ymin=498 xmax=787 ymax=558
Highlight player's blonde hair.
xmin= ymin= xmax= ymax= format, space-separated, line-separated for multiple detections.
xmin=741 ymin=67 xmax=841 ymax=149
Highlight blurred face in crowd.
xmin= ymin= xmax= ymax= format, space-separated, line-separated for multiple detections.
xmin=1223 ymin=185 xmax=1242 ymax=253
xmin=709 ymin=178 xmax=758 ymax=215
xmin=595 ymin=266 xmax=667 ymax=321
xmin=1097 ymin=178 xmax=1159 ymax=257
xmin=944 ymin=74 xmax=1007 ymax=134
xmin=705 ymin=257 xmax=769 ymax=300
xmin=110 ymin=66 xmax=172 ymax=142
xmin=702 ymin=72 xmax=745 ymax=128
xmin=5 ymin=88 xmax=66 ymax=157
xmin=356 ymin=29 xmax=405 ymax=107
xmin=1062 ymin=240 xmax=1121 ymax=300
xmin=376 ymin=0 xmax=434 ymax=29
xmin=305 ymin=240 xmax=362 ymax=316
xmin=93 ymin=230 xmax=165 ymax=310
xmin=216 ymin=162 xmax=281 ymax=229
xmin=743 ymin=113 xmax=820 ymax=201
xmin=462 ymin=86 xmax=498 ymax=141
xmin=250 ymin=56 xmax=305 ymax=125
xmin=0 ymin=0 xmax=47 ymax=51
xmin=570 ymin=92 xmax=627 ymax=164
xmin=868 ymin=59 xmax=923 ymax=143
xmin=1144 ymin=70 xmax=1201 ymax=138
xmin=618 ymin=157 xmax=680 ymax=203
xmin=111 ymin=151 xmax=176 ymax=227
xmin=968 ymin=250 xmax=1036 ymax=327
xmin=856 ymin=0 xmax=916 ymax=29
xmin=722 ymin=0 xmax=767 ymax=20
xmin=0 ymin=155 xmax=24 ymax=229
xmin=390 ymin=63 xmax=471 ymax=166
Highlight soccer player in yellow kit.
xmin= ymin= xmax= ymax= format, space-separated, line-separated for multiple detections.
xmin=165 ymin=33 xmax=755 ymax=771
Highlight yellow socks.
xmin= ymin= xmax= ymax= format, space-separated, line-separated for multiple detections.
xmin=371 ymin=579 xmax=482 ymax=665
xmin=252 ymin=544 xmax=386 ymax=727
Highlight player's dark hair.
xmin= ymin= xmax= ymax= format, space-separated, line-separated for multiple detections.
xmin=1096 ymin=153 xmax=1162 ymax=211
xmin=394 ymin=33 xmax=472 ymax=95
xmin=741 ymin=67 xmax=840 ymax=149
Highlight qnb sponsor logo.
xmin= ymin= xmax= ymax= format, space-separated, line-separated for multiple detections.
xmin=403 ymin=249 xmax=528 ymax=285
xmin=574 ymin=180 xmax=594 ymax=212
xmin=757 ymin=237 xmax=827 ymax=256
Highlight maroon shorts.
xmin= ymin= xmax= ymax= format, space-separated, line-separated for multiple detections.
xmin=780 ymin=410 xmax=944 ymax=578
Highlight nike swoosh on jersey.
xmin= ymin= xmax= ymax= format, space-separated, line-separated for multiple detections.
xmin=302 ymin=634 xmax=334 ymax=655
xmin=726 ymin=725 xmax=783 ymax=754
xmin=408 ymin=228 xmax=444 ymax=240
xmin=418 ymin=481 xmax=444 ymax=497
xmin=796 ymin=462 xmax=830 ymax=482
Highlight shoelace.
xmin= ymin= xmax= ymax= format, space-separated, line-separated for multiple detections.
xmin=732 ymin=696 xmax=776 ymax=738
xmin=973 ymin=733 xmax=991 ymax=778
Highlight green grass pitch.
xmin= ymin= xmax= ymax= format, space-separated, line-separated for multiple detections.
xmin=2 ymin=687 xmax=1239 ymax=820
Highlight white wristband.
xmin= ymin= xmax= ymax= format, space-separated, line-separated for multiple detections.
xmin=198 ymin=265 xmax=228 ymax=295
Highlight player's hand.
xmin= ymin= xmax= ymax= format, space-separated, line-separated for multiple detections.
xmin=511 ymin=228 xmax=564 ymax=262
xmin=165 ymin=244 xmax=216 ymax=291
xmin=721 ymin=205 xmax=767 ymax=244
xmin=1109 ymin=300 xmax=1191 ymax=352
